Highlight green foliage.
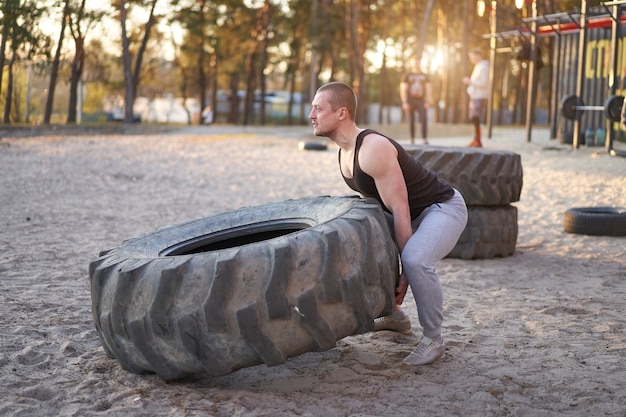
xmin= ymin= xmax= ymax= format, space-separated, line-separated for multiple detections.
xmin=0 ymin=0 xmax=603 ymax=125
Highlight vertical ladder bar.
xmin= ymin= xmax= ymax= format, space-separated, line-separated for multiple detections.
xmin=525 ymin=0 xmax=539 ymax=143
xmin=573 ymin=0 xmax=589 ymax=149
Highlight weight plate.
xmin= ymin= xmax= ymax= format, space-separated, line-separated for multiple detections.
xmin=560 ymin=94 xmax=583 ymax=121
xmin=604 ymin=95 xmax=624 ymax=122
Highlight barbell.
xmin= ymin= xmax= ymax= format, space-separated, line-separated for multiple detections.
xmin=560 ymin=94 xmax=624 ymax=122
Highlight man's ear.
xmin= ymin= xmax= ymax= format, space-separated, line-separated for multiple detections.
xmin=338 ymin=107 xmax=347 ymax=120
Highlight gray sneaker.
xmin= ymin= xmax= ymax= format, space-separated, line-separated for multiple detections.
xmin=403 ymin=337 xmax=445 ymax=366
xmin=372 ymin=315 xmax=412 ymax=334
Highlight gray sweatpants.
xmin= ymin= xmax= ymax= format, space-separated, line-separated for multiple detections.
xmin=388 ymin=189 xmax=468 ymax=338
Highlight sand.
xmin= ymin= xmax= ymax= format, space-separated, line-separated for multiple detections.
xmin=1 ymin=124 xmax=625 ymax=416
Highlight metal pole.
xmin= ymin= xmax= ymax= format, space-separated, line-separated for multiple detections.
xmin=602 ymin=0 xmax=626 ymax=157
xmin=309 ymin=0 xmax=318 ymax=101
xmin=486 ymin=1 xmax=497 ymax=139
xmin=572 ymin=0 xmax=588 ymax=149
xmin=524 ymin=0 xmax=538 ymax=143
xmin=549 ymin=23 xmax=562 ymax=140
xmin=606 ymin=3 xmax=621 ymax=153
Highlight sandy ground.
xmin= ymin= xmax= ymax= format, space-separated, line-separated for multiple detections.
xmin=1 ymin=123 xmax=625 ymax=417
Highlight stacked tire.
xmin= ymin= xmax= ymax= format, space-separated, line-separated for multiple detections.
xmin=406 ymin=146 xmax=523 ymax=259
xmin=89 ymin=196 xmax=399 ymax=380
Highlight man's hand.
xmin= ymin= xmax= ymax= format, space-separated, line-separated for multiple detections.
xmin=395 ymin=272 xmax=409 ymax=305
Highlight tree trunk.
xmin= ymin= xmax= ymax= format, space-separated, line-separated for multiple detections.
xmin=67 ymin=36 xmax=84 ymax=124
xmin=197 ymin=50 xmax=208 ymax=125
xmin=131 ymin=0 xmax=158 ymax=121
xmin=0 ymin=8 xmax=9 ymax=97
xmin=378 ymin=1 xmax=391 ymax=124
xmin=287 ymin=36 xmax=301 ymax=126
xmin=244 ymin=4 xmax=268 ymax=125
xmin=120 ymin=0 xmax=158 ymax=124
xmin=179 ymin=66 xmax=191 ymax=124
xmin=244 ymin=50 xmax=257 ymax=125
xmin=66 ymin=0 xmax=88 ymax=124
xmin=414 ymin=0 xmax=436 ymax=69
xmin=196 ymin=0 xmax=208 ymax=125
xmin=228 ymin=72 xmax=239 ymax=124
xmin=120 ymin=0 xmax=135 ymax=123
xmin=44 ymin=0 xmax=69 ymax=125
xmin=346 ymin=0 xmax=366 ymax=123
xmin=210 ymin=56 xmax=218 ymax=123
xmin=459 ymin=0 xmax=472 ymax=124
xmin=435 ymin=3 xmax=446 ymax=123
xmin=3 ymin=50 xmax=16 ymax=123
xmin=171 ymin=32 xmax=191 ymax=124
xmin=259 ymin=0 xmax=270 ymax=125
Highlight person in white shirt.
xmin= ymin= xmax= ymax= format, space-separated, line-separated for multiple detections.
xmin=463 ymin=48 xmax=490 ymax=147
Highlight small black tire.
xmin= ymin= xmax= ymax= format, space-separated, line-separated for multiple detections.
xmin=563 ymin=207 xmax=626 ymax=236
xmin=298 ymin=141 xmax=328 ymax=151
xmin=89 ymin=196 xmax=398 ymax=380
xmin=447 ymin=205 xmax=518 ymax=259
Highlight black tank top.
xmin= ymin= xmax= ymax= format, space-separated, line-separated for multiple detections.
xmin=340 ymin=129 xmax=454 ymax=220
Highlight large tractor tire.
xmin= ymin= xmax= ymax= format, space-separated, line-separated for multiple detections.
xmin=448 ymin=205 xmax=518 ymax=259
xmin=405 ymin=146 xmax=523 ymax=206
xmin=89 ymin=196 xmax=399 ymax=380
xmin=406 ymin=146 xmax=522 ymax=259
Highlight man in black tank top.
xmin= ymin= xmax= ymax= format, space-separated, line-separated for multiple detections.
xmin=309 ymin=82 xmax=468 ymax=366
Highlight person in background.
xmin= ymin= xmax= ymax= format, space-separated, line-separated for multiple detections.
xmin=463 ymin=48 xmax=489 ymax=148
xmin=309 ymin=81 xmax=468 ymax=366
xmin=202 ymin=105 xmax=214 ymax=125
xmin=400 ymin=71 xmax=432 ymax=145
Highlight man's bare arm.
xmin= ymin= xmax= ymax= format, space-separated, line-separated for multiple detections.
xmin=358 ymin=134 xmax=413 ymax=252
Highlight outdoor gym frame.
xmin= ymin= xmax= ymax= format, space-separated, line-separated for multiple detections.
xmin=482 ymin=0 xmax=626 ymax=158
xmin=572 ymin=0 xmax=626 ymax=156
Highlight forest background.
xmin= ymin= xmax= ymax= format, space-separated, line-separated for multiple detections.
xmin=0 ymin=0 xmax=596 ymax=128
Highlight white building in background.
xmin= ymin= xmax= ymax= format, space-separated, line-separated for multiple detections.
xmin=103 ymin=95 xmax=201 ymax=123
xmin=135 ymin=95 xmax=201 ymax=123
